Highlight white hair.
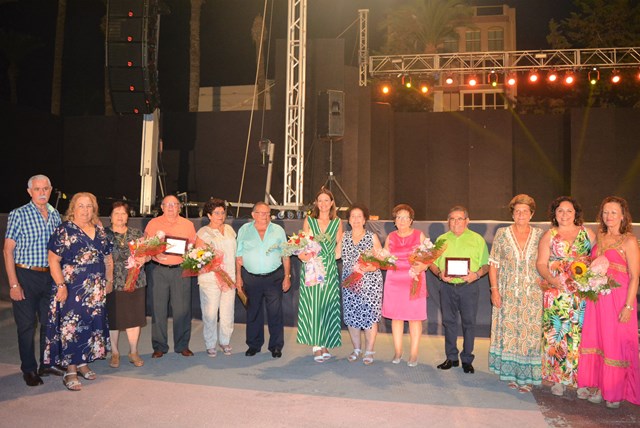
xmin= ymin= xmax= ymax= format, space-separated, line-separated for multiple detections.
xmin=28 ymin=174 xmax=51 ymax=189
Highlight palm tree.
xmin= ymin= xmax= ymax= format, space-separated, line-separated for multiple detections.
xmin=251 ymin=14 xmax=267 ymax=111
xmin=0 ymin=29 xmax=43 ymax=105
xmin=189 ymin=0 xmax=204 ymax=112
xmin=51 ymin=0 xmax=67 ymax=115
xmin=380 ymin=0 xmax=473 ymax=54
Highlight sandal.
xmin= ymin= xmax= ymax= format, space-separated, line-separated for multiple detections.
xmin=206 ymin=348 xmax=217 ymax=358
xmin=77 ymin=364 xmax=96 ymax=380
xmin=363 ymin=351 xmax=375 ymax=366
xmin=312 ymin=346 xmax=324 ymax=363
xmin=391 ymin=355 xmax=402 ymax=364
xmin=348 ymin=349 xmax=362 ymax=362
xmin=109 ymin=353 xmax=120 ymax=368
xmin=128 ymin=353 xmax=144 ymax=367
xmin=220 ymin=344 xmax=232 ymax=356
xmin=321 ymin=348 xmax=332 ymax=361
xmin=577 ymin=387 xmax=591 ymax=400
xmin=508 ymin=382 xmax=518 ymax=390
xmin=518 ymin=385 xmax=532 ymax=394
xmin=62 ymin=372 xmax=82 ymax=391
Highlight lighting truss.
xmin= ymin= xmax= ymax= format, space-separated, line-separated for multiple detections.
xmin=358 ymin=9 xmax=368 ymax=87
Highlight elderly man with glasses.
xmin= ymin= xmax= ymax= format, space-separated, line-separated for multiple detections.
xmin=429 ymin=205 xmax=489 ymax=374
xmin=235 ymin=202 xmax=291 ymax=358
xmin=145 ymin=195 xmax=197 ymax=358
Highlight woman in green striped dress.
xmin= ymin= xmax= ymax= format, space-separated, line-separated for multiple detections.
xmin=296 ymin=187 xmax=343 ymax=362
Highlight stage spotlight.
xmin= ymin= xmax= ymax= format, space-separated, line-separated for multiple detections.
xmin=444 ymin=75 xmax=455 ymax=85
xmin=468 ymin=75 xmax=478 ymax=86
xmin=380 ymin=81 xmax=391 ymax=95
xmin=419 ymin=81 xmax=429 ymax=94
xmin=402 ymin=75 xmax=412 ymax=88
xmin=528 ymin=69 xmax=539 ymax=83
xmin=564 ymin=71 xmax=575 ymax=85
xmin=506 ymin=73 xmax=517 ymax=87
xmin=611 ymin=69 xmax=621 ymax=84
xmin=588 ymin=68 xmax=599 ymax=85
xmin=488 ymin=71 xmax=498 ymax=87
xmin=547 ymin=70 xmax=558 ymax=83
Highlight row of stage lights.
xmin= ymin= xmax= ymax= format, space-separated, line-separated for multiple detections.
xmin=380 ymin=68 xmax=632 ymax=95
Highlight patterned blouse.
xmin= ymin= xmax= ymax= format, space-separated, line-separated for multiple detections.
xmin=106 ymin=227 xmax=147 ymax=291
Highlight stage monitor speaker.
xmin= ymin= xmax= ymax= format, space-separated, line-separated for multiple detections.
xmin=317 ymin=90 xmax=345 ymax=137
xmin=106 ymin=0 xmax=159 ymax=114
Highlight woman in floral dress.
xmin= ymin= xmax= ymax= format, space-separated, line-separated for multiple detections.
xmin=341 ymin=204 xmax=383 ymax=365
xmin=536 ymin=196 xmax=595 ymax=397
xmin=45 ymin=192 xmax=113 ymax=391
xmin=297 ymin=187 xmax=343 ymax=362
xmin=488 ymin=194 xmax=543 ymax=393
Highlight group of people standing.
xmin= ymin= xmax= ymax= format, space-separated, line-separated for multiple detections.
xmin=4 ymin=175 xmax=639 ymax=410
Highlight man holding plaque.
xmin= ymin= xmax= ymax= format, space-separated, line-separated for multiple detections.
xmin=145 ymin=195 xmax=197 ymax=358
xmin=430 ymin=205 xmax=489 ymax=374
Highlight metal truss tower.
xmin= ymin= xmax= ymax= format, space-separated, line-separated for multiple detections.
xmin=283 ymin=0 xmax=307 ymax=208
xmin=358 ymin=9 xmax=368 ymax=87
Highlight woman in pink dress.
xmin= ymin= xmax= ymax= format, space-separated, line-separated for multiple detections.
xmin=382 ymin=204 xmax=428 ymax=367
xmin=578 ymin=196 xmax=640 ymax=408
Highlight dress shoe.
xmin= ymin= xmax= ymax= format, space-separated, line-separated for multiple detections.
xmin=462 ymin=363 xmax=475 ymax=374
xmin=38 ymin=365 xmax=65 ymax=377
xmin=23 ymin=371 xmax=43 ymax=386
xmin=271 ymin=348 xmax=282 ymax=358
xmin=151 ymin=350 xmax=165 ymax=359
xmin=179 ymin=349 xmax=194 ymax=357
xmin=436 ymin=359 xmax=459 ymax=370
xmin=245 ymin=348 xmax=259 ymax=356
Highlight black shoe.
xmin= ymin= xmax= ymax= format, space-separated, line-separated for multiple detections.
xmin=436 ymin=359 xmax=459 ymax=370
xmin=245 ymin=348 xmax=259 ymax=356
xmin=271 ymin=348 xmax=282 ymax=358
xmin=23 ymin=371 xmax=44 ymax=386
xmin=38 ymin=365 xmax=65 ymax=377
xmin=462 ymin=363 xmax=475 ymax=374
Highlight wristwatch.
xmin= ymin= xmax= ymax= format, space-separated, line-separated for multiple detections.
xmin=10 ymin=284 xmax=19 ymax=289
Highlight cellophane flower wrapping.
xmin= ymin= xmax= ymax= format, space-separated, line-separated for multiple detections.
xmin=124 ymin=230 xmax=169 ymax=292
xmin=342 ymin=248 xmax=397 ymax=292
xmin=268 ymin=230 xmax=327 ymax=287
xmin=545 ymin=255 xmax=620 ymax=301
xmin=408 ymin=238 xmax=447 ymax=299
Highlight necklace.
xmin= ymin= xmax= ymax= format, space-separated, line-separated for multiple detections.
xmin=113 ymin=230 xmax=128 ymax=248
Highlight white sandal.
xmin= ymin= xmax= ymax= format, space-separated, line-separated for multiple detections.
xmin=348 ymin=349 xmax=362 ymax=362
xmin=312 ymin=346 xmax=324 ymax=363
xmin=62 ymin=372 xmax=82 ymax=391
xmin=363 ymin=351 xmax=375 ymax=366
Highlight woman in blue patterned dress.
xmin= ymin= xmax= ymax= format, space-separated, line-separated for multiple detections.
xmin=341 ymin=204 xmax=383 ymax=365
xmin=297 ymin=187 xmax=343 ymax=362
xmin=45 ymin=192 xmax=114 ymax=391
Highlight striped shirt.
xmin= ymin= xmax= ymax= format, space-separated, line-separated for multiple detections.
xmin=5 ymin=201 xmax=62 ymax=267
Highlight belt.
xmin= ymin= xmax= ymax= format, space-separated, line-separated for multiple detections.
xmin=151 ymin=260 xmax=181 ymax=269
xmin=244 ymin=265 xmax=283 ymax=277
xmin=447 ymin=281 xmax=468 ymax=287
xmin=16 ymin=264 xmax=50 ymax=273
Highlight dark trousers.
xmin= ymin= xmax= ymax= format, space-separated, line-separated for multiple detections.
xmin=149 ymin=264 xmax=192 ymax=353
xmin=13 ymin=268 xmax=53 ymax=373
xmin=242 ymin=266 xmax=284 ymax=351
xmin=439 ymin=282 xmax=479 ymax=364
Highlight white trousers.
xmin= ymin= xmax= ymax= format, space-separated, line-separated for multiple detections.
xmin=199 ymin=282 xmax=236 ymax=349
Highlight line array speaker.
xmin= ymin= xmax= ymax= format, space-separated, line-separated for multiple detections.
xmin=106 ymin=0 xmax=160 ymax=114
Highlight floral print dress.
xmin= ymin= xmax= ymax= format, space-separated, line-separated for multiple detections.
xmin=44 ymin=221 xmax=113 ymax=367
xmin=542 ymin=226 xmax=591 ymax=387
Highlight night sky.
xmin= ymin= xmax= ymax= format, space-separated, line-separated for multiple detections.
xmin=0 ymin=0 xmax=575 ymax=114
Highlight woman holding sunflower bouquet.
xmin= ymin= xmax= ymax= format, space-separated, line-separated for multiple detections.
xmin=536 ymin=196 xmax=595 ymax=397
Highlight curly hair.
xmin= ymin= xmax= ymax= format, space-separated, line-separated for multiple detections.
xmin=596 ymin=196 xmax=633 ymax=234
xmin=392 ymin=203 xmax=414 ymax=220
xmin=549 ymin=196 xmax=583 ymax=227
xmin=65 ymin=192 xmax=100 ymax=225
xmin=203 ymin=198 xmax=227 ymax=216
xmin=347 ymin=203 xmax=370 ymax=222
xmin=309 ymin=187 xmax=337 ymax=219
xmin=509 ymin=194 xmax=536 ymax=215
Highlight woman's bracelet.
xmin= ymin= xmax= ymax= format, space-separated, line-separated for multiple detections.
xmin=56 ymin=283 xmax=66 ymax=289
xmin=490 ymin=287 xmax=498 ymax=290
xmin=623 ymin=304 xmax=633 ymax=311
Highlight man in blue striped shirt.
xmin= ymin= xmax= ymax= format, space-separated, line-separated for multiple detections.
xmin=3 ymin=174 xmax=63 ymax=386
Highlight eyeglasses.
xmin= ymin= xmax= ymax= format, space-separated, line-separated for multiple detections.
xmin=211 ymin=211 xmax=226 ymax=216
xmin=395 ymin=216 xmax=411 ymax=221
xmin=513 ymin=209 xmax=531 ymax=215
xmin=162 ymin=203 xmax=181 ymax=208
xmin=77 ymin=204 xmax=93 ymax=210
xmin=253 ymin=211 xmax=270 ymax=216
xmin=448 ymin=217 xmax=467 ymax=222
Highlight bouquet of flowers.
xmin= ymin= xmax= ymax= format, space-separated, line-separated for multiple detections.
xmin=546 ymin=255 xmax=620 ymax=301
xmin=124 ymin=231 xmax=170 ymax=292
xmin=180 ymin=245 xmax=247 ymax=307
xmin=342 ymin=248 xmax=397 ymax=291
xmin=407 ymin=238 xmax=447 ymax=299
xmin=269 ymin=230 xmax=326 ymax=287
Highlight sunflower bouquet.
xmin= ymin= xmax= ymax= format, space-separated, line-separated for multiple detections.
xmin=548 ymin=255 xmax=620 ymax=301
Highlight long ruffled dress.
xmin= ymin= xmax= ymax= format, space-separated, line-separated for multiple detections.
xmin=542 ymin=226 xmax=591 ymax=387
xmin=489 ymin=226 xmax=543 ymax=386
xmin=296 ymin=217 xmax=342 ymax=348
xmin=578 ymin=235 xmax=640 ymax=405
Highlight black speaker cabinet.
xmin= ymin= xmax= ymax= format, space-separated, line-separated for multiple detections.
xmin=106 ymin=0 xmax=159 ymax=114
xmin=317 ymin=90 xmax=345 ymax=137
